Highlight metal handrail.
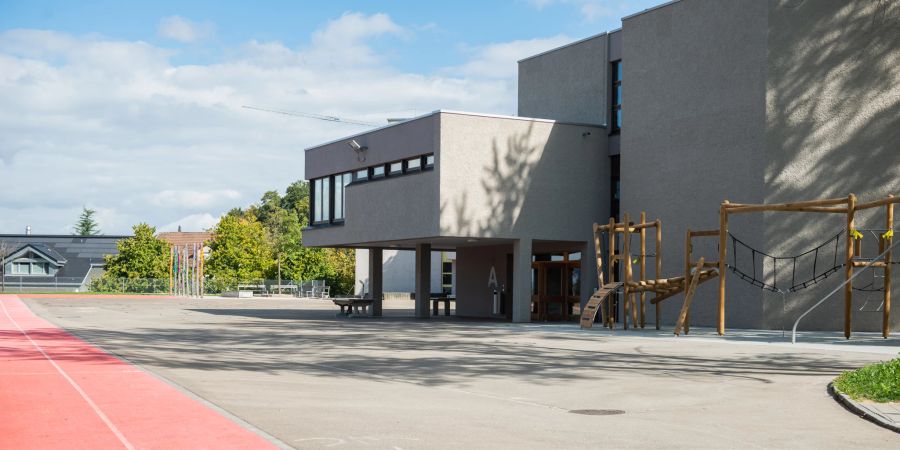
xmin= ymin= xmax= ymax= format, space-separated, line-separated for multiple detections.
xmin=791 ymin=238 xmax=899 ymax=343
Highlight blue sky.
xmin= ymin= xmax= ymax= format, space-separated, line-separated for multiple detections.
xmin=0 ymin=0 xmax=660 ymax=234
xmin=0 ymin=1 xmax=655 ymax=69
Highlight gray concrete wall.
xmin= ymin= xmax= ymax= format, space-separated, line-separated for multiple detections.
xmin=762 ymin=0 xmax=900 ymax=331
xmin=438 ymin=113 xmax=608 ymax=244
xmin=620 ymin=0 xmax=769 ymax=329
xmin=455 ymin=244 xmax=512 ymax=318
xmin=517 ymin=34 xmax=608 ymax=124
xmin=303 ymin=170 xmax=439 ymax=247
xmin=621 ymin=0 xmax=900 ymax=333
xmin=305 ymin=114 xmax=438 ymax=180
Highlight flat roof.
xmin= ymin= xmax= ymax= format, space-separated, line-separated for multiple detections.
xmin=304 ymin=110 xmax=605 ymax=152
xmin=517 ymin=31 xmax=608 ymax=64
xmin=516 ymin=0 xmax=679 ymax=64
xmin=621 ymin=0 xmax=681 ymax=21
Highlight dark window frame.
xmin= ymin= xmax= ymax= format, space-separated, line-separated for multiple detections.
xmin=610 ymin=60 xmax=622 ymax=134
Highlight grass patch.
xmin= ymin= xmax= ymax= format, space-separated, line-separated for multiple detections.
xmin=834 ymin=358 xmax=900 ymax=403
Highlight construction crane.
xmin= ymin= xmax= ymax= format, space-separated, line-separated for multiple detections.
xmin=241 ymin=105 xmax=382 ymax=127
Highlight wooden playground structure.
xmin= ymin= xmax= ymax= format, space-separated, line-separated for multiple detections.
xmin=580 ymin=212 xmax=720 ymax=336
xmin=581 ymin=194 xmax=897 ymax=339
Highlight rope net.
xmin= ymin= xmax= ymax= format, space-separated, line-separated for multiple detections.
xmin=727 ymin=231 xmax=844 ymax=293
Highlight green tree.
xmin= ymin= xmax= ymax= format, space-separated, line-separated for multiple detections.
xmin=255 ymin=190 xmax=283 ymax=225
xmin=322 ymin=248 xmax=355 ymax=295
xmin=205 ymin=214 xmax=273 ymax=281
xmin=74 ymin=207 xmax=101 ymax=236
xmin=282 ymin=180 xmax=311 ymax=225
xmin=102 ymin=223 xmax=169 ymax=278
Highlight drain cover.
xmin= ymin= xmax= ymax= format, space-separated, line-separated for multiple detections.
xmin=568 ymin=409 xmax=625 ymax=416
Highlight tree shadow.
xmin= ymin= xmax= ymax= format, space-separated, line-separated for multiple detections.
xmin=761 ymin=1 xmax=900 ymax=331
xmin=21 ymin=306 xmax=891 ymax=388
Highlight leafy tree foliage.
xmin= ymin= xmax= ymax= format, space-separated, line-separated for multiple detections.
xmin=74 ymin=207 xmax=101 ymax=236
xmin=204 ymin=180 xmax=354 ymax=294
xmin=205 ymin=214 xmax=273 ymax=281
xmin=102 ymin=223 xmax=169 ymax=279
xmin=282 ymin=181 xmax=311 ymax=225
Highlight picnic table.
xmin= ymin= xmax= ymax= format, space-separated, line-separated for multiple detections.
xmin=332 ymin=297 xmax=374 ymax=316
xmin=431 ymin=295 xmax=456 ymax=316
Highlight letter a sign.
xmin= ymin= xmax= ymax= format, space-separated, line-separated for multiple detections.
xmin=488 ymin=265 xmax=499 ymax=290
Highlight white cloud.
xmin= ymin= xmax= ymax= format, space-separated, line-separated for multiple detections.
xmin=447 ymin=35 xmax=572 ymax=79
xmin=526 ymin=0 xmax=632 ymax=23
xmin=149 ymin=190 xmax=242 ymax=209
xmin=0 ymin=13 xmax=524 ymax=234
xmin=160 ymin=213 xmax=220 ymax=232
xmin=157 ymin=16 xmax=215 ymax=43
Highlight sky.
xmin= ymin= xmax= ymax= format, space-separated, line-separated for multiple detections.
xmin=0 ymin=0 xmax=660 ymax=235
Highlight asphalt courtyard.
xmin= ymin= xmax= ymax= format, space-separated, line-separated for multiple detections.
xmin=6 ymin=295 xmax=900 ymax=449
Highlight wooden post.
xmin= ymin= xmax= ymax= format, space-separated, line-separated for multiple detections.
xmin=168 ymin=246 xmax=174 ymax=295
xmin=608 ymin=217 xmax=616 ymax=328
xmin=655 ymin=219 xmax=662 ymax=330
xmin=675 ymin=258 xmax=705 ymax=335
xmin=640 ymin=211 xmax=647 ymax=328
xmin=718 ymin=201 xmax=729 ymax=335
xmin=593 ymin=224 xmax=607 ymax=325
xmin=199 ymin=244 xmax=205 ymax=298
xmin=845 ymin=194 xmax=856 ymax=339
xmin=684 ymin=229 xmax=692 ymax=335
xmin=884 ymin=196 xmax=893 ymax=339
xmin=622 ymin=212 xmax=631 ymax=330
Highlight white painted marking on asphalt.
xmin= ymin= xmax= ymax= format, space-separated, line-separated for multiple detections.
xmin=0 ymin=299 xmax=135 ymax=450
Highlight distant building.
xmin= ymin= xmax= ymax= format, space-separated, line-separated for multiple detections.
xmin=0 ymin=234 xmax=128 ymax=292
xmin=157 ymin=231 xmax=212 ymax=248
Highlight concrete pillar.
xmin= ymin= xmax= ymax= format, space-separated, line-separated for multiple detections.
xmin=415 ymin=243 xmax=431 ymax=319
xmin=512 ymin=238 xmax=532 ymax=323
xmin=368 ymin=248 xmax=383 ymax=316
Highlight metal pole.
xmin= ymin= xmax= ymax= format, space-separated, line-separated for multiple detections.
xmin=792 ymin=238 xmax=900 ymax=343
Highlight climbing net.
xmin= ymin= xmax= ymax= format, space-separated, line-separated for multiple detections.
xmin=727 ymin=228 xmax=898 ymax=294
xmin=726 ymin=230 xmax=844 ymax=294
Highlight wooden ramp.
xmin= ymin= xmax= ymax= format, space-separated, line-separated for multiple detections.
xmin=580 ymin=282 xmax=624 ymax=329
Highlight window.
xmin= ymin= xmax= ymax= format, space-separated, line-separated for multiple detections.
xmin=12 ymin=262 xmax=29 ymax=274
xmin=610 ymin=154 xmax=620 ymax=220
xmin=313 ymin=177 xmax=331 ymax=223
xmin=322 ymin=177 xmax=330 ymax=221
xmin=611 ymin=60 xmax=622 ymax=132
xmin=333 ymin=173 xmax=352 ymax=221
xmin=32 ymin=262 xmax=47 ymax=275
xmin=425 ymin=154 xmax=435 ymax=168
xmin=355 ymin=169 xmax=368 ymax=182
xmin=406 ymin=157 xmax=421 ymax=171
xmin=389 ymin=161 xmax=403 ymax=175
xmin=372 ymin=165 xmax=385 ymax=178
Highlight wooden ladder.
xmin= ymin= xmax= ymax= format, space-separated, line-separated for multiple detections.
xmin=580 ymin=282 xmax=625 ymax=329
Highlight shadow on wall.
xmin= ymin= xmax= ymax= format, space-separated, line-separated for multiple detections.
xmin=761 ymin=0 xmax=900 ymax=331
xmin=442 ymin=123 xmax=541 ymax=238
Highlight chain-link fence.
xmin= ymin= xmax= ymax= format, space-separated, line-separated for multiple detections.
xmin=0 ymin=276 xmax=332 ymax=297
xmin=0 ymin=276 xmax=87 ymax=293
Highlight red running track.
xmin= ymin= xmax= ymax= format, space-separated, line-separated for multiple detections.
xmin=0 ymin=295 xmax=277 ymax=449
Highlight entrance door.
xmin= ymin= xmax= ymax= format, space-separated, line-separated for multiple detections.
xmin=532 ymin=262 xmax=581 ymax=321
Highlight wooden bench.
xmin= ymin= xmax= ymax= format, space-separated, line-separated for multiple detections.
xmin=332 ymin=298 xmax=374 ymax=316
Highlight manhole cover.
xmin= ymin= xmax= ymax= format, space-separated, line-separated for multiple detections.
xmin=568 ymin=409 xmax=625 ymax=416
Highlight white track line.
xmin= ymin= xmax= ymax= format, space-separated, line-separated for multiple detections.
xmin=0 ymin=299 xmax=135 ymax=450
